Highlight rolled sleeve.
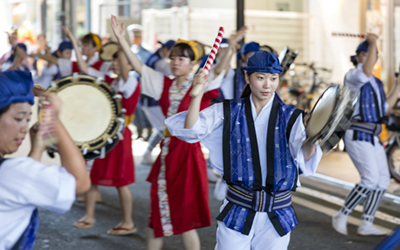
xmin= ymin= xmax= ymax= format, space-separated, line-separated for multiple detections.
xmin=289 ymin=115 xmax=323 ymax=185
xmin=141 ymin=64 xmax=165 ymax=100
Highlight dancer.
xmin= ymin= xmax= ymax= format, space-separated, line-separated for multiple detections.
xmin=111 ymin=16 xmax=243 ymax=250
xmin=60 ymin=26 xmax=112 ymax=76
xmin=141 ymin=40 xmax=175 ymax=164
xmin=72 ymin=47 xmax=141 ymax=235
xmin=30 ymin=39 xmax=73 ymax=88
xmin=1 ymin=43 xmax=31 ymax=72
xmin=0 ymin=70 xmax=90 ymax=250
xmin=332 ymin=33 xmax=400 ymax=236
xmin=165 ymin=50 xmax=322 ymax=249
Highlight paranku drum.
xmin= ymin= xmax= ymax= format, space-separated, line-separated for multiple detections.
xmin=99 ymin=42 xmax=119 ymax=61
xmin=306 ymin=84 xmax=358 ymax=151
xmin=41 ymin=74 xmax=124 ymax=160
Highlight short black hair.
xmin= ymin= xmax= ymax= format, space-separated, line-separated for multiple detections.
xmin=81 ymin=33 xmax=99 ymax=48
xmin=0 ymin=105 xmax=10 ymax=118
xmin=169 ymin=43 xmax=195 ymax=61
xmin=240 ymin=72 xmax=255 ymax=98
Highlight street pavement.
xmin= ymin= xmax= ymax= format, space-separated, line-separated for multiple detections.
xmin=33 ymin=152 xmax=400 ymax=250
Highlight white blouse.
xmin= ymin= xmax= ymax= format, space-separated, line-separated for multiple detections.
xmin=0 ymin=157 xmax=76 ymax=250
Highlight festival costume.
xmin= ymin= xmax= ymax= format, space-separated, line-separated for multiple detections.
xmin=90 ymin=72 xmax=140 ymax=187
xmin=165 ymin=51 xmax=322 ymax=249
xmin=333 ymin=40 xmax=389 ymax=236
xmin=140 ymin=63 xmax=224 ymax=237
xmin=0 ymin=71 xmax=76 ymax=250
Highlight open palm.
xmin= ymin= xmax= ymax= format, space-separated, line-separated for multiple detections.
xmin=111 ymin=15 xmax=125 ymax=40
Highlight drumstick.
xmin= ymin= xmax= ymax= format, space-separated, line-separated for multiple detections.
xmin=190 ymin=27 xmax=224 ymax=97
xmin=332 ymin=32 xmax=366 ymax=38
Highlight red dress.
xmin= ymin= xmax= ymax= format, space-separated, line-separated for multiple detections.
xmin=72 ymin=60 xmax=105 ymax=73
xmin=147 ymin=76 xmax=219 ymax=237
xmin=90 ymin=75 xmax=140 ymax=187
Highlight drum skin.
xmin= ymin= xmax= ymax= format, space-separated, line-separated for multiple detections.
xmin=41 ymin=74 xmax=124 ymax=160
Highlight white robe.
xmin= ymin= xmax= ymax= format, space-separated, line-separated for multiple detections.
xmin=165 ymin=93 xmax=322 ymax=249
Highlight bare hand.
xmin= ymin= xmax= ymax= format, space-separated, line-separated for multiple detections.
xmin=366 ymin=33 xmax=378 ymax=45
xmin=110 ymin=15 xmax=126 ymax=40
xmin=39 ymin=92 xmax=63 ymax=117
xmin=192 ymin=69 xmax=209 ymax=95
xmin=229 ymin=26 xmax=248 ymax=47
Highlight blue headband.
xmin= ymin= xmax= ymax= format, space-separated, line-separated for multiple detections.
xmin=161 ymin=40 xmax=175 ymax=50
xmin=241 ymin=42 xmax=260 ymax=56
xmin=350 ymin=40 xmax=378 ymax=62
xmin=243 ymin=50 xmax=282 ymax=74
xmin=58 ymin=40 xmax=73 ymax=52
xmin=0 ymin=70 xmax=34 ymax=110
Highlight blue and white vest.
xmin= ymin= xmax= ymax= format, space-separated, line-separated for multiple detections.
xmin=0 ymin=158 xmax=39 ymax=250
xmin=351 ymin=77 xmax=386 ymax=144
xmin=234 ymin=67 xmax=246 ymax=99
xmin=217 ymin=95 xmax=303 ymax=236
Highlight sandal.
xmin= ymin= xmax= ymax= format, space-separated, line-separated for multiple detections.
xmin=107 ymin=226 xmax=138 ymax=236
xmin=73 ymin=220 xmax=95 ymax=229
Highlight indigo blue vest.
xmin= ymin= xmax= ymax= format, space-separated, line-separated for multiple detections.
xmin=0 ymin=158 xmax=39 ymax=250
xmin=352 ymin=77 xmax=386 ymax=144
xmin=234 ymin=67 xmax=246 ymax=99
xmin=218 ymin=95 xmax=303 ymax=236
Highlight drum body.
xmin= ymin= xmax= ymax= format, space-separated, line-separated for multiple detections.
xmin=42 ymin=74 xmax=124 ymax=160
xmin=306 ymin=84 xmax=357 ymax=151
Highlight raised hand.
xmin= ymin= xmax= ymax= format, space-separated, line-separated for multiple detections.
xmin=229 ymin=26 xmax=248 ymax=47
xmin=366 ymin=33 xmax=378 ymax=45
xmin=192 ymin=69 xmax=210 ymax=95
xmin=110 ymin=15 xmax=125 ymax=40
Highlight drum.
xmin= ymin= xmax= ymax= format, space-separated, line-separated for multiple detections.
xmin=99 ymin=41 xmax=119 ymax=61
xmin=306 ymin=84 xmax=357 ymax=151
xmin=41 ymin=74 xmax=124 ymax=160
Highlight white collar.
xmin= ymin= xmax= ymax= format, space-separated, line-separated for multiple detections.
xmin=249 ymin=93 xmax=275 ymax=120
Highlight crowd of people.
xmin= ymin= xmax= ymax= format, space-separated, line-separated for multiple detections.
xmin=0 ymin=15 xmax=399 ymax=250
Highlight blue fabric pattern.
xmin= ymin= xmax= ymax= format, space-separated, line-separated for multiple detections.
xmin=354 ymin=77 xmax=386 ymax=143
xmin=222 ymin=95 xmax=298 ymax=235
xmin=17 ymin=209 xmax=39 ymax=250
xmin=234 ymin=68 xmax=246 ymax=99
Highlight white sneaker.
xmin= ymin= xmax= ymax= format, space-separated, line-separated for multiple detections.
xmin=357 ymin=222 xmax=387 ymax=236
xmin=332 ymin=212 xmax=348 ymax=235
xmin=141 ymin=151 xmax=154 ymax=165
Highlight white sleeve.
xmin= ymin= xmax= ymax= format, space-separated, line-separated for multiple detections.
xmin=88 ymin=67 xmax=106 ymax=78
xmin=57 ymin=58 xmax=72 ymax=77
xmin=165 ymin=102 xmax=224 ymax=143
xmin=118 ymin=71 xmax=139 ymax=99
xmin=165 ymin=103 xmax=225 ymax=174
xmin=1 ymin=61 xmax=12 ymax=72
xmin=345 ymin=63 xmax=370 ymax=91
xmin=141 ymin=64 xmax=165 ymax=100
xmin=100 ymin=61 xmax=112 ymax=73
xmin=289 ymin=114 xmax=323 ymax=184
xmin=205 ymin=68 xmax=226 ymax=92
xmin=1 ymin=157 xmax=76 ymax=214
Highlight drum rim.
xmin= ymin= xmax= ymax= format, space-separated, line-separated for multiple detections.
xmin=99 ymin=41 xmax=120 ymax=62
xmin=40 ymin=74 xmax=124 ymax=160
xmin=306 ymin=84 xmax=340 ymax=140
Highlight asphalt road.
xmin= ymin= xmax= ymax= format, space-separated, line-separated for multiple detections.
xmin=33 ymin=162 xmax=399 ymax=250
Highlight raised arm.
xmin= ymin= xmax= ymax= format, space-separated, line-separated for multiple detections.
xmin=30 ymin=53 xmax=58 ymax=65
xmin=62 ymin=26 xmax=89 ymax=75
xmin=110 ymin=15 xmax=143 ymax=76
xmin=386 ymin=71 xmax=400 ymax=114
xmin=185 ymin=69 xmax=209 ymax=128
xmin=362 ymin=33 xmax=378 ymax=77
xmin=118 ymin=49 xmax=130 ymax=82
xmin=43 ymin=93 xmax=90 ymax=195
xmin=213 ymin=26 xmax=247 ymax=77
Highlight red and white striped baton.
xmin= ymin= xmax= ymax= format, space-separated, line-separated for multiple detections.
xmin=190 ymin=26 xmax=224 ymax=97
xmin=332 ymin=32 xmax=366 ymax=39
